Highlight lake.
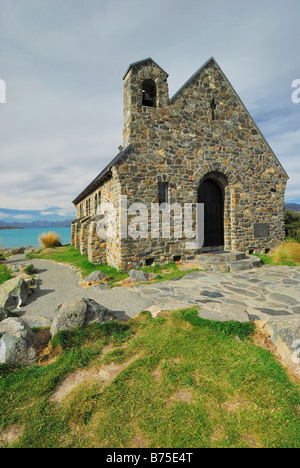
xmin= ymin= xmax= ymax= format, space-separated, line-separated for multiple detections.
xmin=0 ymin=227 xmax=71 ymax=249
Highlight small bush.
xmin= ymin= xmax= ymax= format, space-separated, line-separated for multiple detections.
xmin=39 ymin=232 xmax=62 ymax=249
xmin=272 ymin=241 xmax=300 ymax=265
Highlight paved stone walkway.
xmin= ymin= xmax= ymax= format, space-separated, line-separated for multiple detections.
xmin=136 ymin=265 xmax=300 ymax=321
xmin=4 ymin=255 xmax=300 ymax=328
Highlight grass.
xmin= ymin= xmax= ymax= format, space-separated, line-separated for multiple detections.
xmin=26 ymin=244 xmax=200 ymax=284
xmin=0 ymin=265 xmax=11 ymax=285
xmin=0 ymin=308 xmax=299 ymax=448
xmin=254 ymin=241 xmax=300 ymax=267
xmin=39 ymin=232 xmax=62 ymax=249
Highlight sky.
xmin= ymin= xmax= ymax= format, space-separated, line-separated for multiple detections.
xmin=0 ymin=0 xmax=299 ymax=222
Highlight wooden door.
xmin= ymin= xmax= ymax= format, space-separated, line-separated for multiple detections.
xmin=198 ymin=179 xmax=224 ymax=247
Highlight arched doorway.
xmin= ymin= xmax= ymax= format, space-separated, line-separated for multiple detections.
xmin=198 ymin=178 xmax=224 ymax=248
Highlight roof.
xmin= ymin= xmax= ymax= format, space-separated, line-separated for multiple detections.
xmin=123 ymin=57 xmax=169 ymax=80
xmin=170 ymin=57 xmax=216 ymax=103
xmin=72 ymin=145 xmax=132 ymax=205
xmin=73 ymin=57 xmax=288 ymax=206
xmin=170 ymin=56 xmax=289 ymax=179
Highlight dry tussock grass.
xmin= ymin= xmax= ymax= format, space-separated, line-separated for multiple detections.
xmin=271 ymin=241 xmax=300 ymax=265
xmin=39 ymin=231 xmax=62 ymax=249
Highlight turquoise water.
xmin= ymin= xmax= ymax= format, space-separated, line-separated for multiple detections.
xmin=0 ymin=227 xmax=71 ymax=249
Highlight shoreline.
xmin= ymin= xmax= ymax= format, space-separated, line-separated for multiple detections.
xmin=0 ymin=226 xmax=24 ymax=230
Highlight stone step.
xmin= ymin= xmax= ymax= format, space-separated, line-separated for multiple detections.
xmin=188 ymin=251 xmax=261 ymax=272
xmin=229 ymin=257 xmax=262 ymax=272
xmin=194 ymin=251 xmax=246 ymax=264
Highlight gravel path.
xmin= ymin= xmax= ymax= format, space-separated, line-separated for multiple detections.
xmin=4 ymin=255 xmax=300 ymax=328
xmin=4 ymin=255 xmax=157 ymax=328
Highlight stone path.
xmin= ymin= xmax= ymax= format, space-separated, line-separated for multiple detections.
xmin=135 ymin=266 xmax=300 ymax=322
xmin=4 ymin=255 xmax=300 ymax=328
xmin=4 ymin=255 xmax=157 ymax=328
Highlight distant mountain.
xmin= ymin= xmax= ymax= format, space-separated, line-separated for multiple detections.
xmin=0 ymin=219 xmax=73 ymax=229
xmin=285 ymin=203 xmax=300 ymax=212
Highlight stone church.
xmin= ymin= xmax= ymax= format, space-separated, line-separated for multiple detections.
xmin=71 ymin=57 xmax=288 ymax=271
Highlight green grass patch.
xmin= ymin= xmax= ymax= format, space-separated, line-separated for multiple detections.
xmin=26 ymin=245 xmax=201 ymax=284
xmin=27 ymin=245 xmax=128 ymax=283
xmin=0 ymin=265 xmax=11 ymax=285
xmin=180 ymin=307 xmax=256 ymax=340
xmin=0 ymin=309 xmax=299 ymax=448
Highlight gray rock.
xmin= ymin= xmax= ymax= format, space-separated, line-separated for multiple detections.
xmin=22 ymin=263 xmax=35 ymax=275
xmin=129 ymin=269 xmax=149 ymax=282
xmin=147 ymin=272 xmax=158 ymax=280
xmin=263 ymin=316 xmax=300 ymax=379
xmin=84 ymin=271 xmax=106 ymax=283
xmin=198 ymin=303 xmax=250 ymax=323
xmin=0 ymin=277 xmax=29 ymax=310
xmin=0 ymin=307 xmax=7 ymax=322
xmin=9 ymin=264 xmax=23 ymax=273
xmin=200 ymin=290 xmax=224 ymax=298
xmin=0 ymin=317 xmax=38 ymax=365
xmin=50 ymin=298 xmax=117 ymax=336
xmin=269 ymin=293 xmax=299 ymax=307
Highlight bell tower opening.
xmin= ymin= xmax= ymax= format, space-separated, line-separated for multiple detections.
xmin=142 ymin=79 xmax=156 ymax=107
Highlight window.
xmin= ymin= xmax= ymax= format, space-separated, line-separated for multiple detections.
xmin=158 ymin=182 xmax=168 ymax=205
xmin=142 ymin=79 xmax=156 ymax=108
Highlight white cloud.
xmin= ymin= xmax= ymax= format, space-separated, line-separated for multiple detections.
xmin=1 ymin=0 xmax=299 ymax=212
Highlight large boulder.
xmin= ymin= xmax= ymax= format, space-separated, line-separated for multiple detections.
xmin=50 ymin=298 xmax=116 ymax=337
xmin=0 ymin=277 xmax=29 ymax=310
xmin=0 ymin=317 xmax=38 ymax=365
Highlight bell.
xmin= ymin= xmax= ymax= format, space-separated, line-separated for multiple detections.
xmin=142 ymin=91 xmax=154 ymax=107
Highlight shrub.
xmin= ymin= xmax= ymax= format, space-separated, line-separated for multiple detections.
xmin=39 ymin=232 xmax=62 ymax=249
xmin=285 ymin=209 xmax=300 ymax=239
xmin=272 ymin=241 xmax=300 ymax=265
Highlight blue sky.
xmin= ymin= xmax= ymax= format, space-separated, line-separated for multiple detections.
xmin=0 ymin=0 xmax=299 ymax=222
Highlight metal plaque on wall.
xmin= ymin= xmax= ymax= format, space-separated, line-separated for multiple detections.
xmin=254 ymin=223 xmax=270 ymax=238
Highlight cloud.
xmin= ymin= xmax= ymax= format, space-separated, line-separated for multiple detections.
xmin=1 ymin=0 xmax=299 ymax=214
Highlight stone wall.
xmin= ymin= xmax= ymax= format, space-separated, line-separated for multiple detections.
xmin=72 ymin=58 xmax=287 ymax=271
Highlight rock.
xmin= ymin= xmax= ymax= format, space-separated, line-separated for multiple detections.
xmin=198 ymin=303 xmax=250 ymax=323
xmin=50 ymin=298 xmax=117 ymax=336
xmin=11 ymin=272 xmax=37 ymax=295
xmin=9 ymin=264 xmax=23 ymax=273
xmin=0 ymin=307 xmax=8 ymax=322
xmin=129 ymin=269 xmax=149 ymax=282
xmin=22 ymin=263 xmax=35 ymax=275
xmin=0 ymin=277 xmax=29 ymax=310
xmin=263 ymin=316 xmax=300 ymax=380
xmin=84 ymin=271 xmax=106 ymax=283
xmin=11 ymin=248 xmax=25 ymax=255
xmin=0 ymin=317 xmax=38 ymax=365
xmin=41 ymin=248 xmax=56 ymax=254
xmin=147 ymin=272 xmax=158 ymax=280
xmin=200 ymin=290 xmax=224 ymax=298
xmin=0 ymin=254 xmax=5 ymax=263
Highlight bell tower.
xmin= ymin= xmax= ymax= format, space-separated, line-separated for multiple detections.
xmin=123 ymin=58 xmax=170 ymax=148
